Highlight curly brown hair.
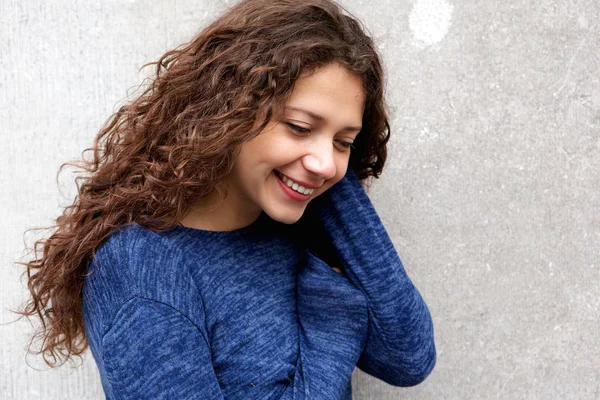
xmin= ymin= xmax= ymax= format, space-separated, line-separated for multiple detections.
xmin=12 ymin=0 xmax=391 ymax=368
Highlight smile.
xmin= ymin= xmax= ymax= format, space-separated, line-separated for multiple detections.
xmin=275 ymin=171 xmax=313 ymax=201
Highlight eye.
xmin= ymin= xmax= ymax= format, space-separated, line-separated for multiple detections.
xmin=285 ymin=122 xmax=311 ymax=134
xmin=336 ymin=141 xmax=355 ymax=152
xmin=286 ymin=122 xmax=355 ymax=152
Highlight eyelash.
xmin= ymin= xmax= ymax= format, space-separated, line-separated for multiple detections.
xmin=285 ymin=123 xmax=355 ymax=151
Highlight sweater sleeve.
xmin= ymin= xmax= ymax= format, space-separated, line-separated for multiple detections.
xmin=100 ymin=296 xmax=225 ymax=400
xmin=302 ymin=168 xmax=436 ymax=387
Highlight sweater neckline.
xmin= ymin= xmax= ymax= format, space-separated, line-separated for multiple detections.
xmin=169 ymin=211 xmax=270 ymax=237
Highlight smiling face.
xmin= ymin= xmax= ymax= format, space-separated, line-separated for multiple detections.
xmin=181 ymin=62 xmax=366 ymax=231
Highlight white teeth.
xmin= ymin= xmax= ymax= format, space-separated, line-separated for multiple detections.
xmin=279 ymin=173 xmax=314 ymax=195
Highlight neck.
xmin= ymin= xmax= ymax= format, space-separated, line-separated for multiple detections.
xmin=179 ymin=184 xmax=262 ymax=232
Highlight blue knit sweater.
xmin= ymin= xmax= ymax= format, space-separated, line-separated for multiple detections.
xmin=82 ymin=168 xmax=436 ymax=399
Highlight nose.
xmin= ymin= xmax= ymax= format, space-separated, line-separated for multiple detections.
xmin=302 ymin=141 xmax=337 ymax=180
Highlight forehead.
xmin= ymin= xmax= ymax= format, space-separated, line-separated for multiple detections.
xmin=278 ymin=63 xmax=365 ymax=125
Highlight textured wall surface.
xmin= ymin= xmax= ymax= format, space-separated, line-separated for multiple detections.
xmin=2 ymin=0 xmax=599 ymax=399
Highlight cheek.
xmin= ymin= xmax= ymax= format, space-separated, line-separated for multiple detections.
xmin=258 ymin=133 xmax=297 ymax=164
xmin=336 ymin=162 xmax=349 ymax=180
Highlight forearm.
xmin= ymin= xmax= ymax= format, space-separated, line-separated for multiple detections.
xmin=306 ymin=169 xmax=436 ymax=386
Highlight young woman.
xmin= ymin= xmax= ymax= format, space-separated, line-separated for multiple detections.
xmin=15 ymin=0 xmax=436 ymax=398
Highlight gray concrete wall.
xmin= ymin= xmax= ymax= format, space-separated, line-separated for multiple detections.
xmin=1 ymin=0 xmax=598 ymax=398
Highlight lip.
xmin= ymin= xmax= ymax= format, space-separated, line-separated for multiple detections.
xmin=275 ymin=171 xmax=321 ymax=189
xmin=275 ymin=171 xmax=312 ymax=202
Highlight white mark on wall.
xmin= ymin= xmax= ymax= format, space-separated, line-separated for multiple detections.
xmin=409 ymin=0 xmax=454 ymax=48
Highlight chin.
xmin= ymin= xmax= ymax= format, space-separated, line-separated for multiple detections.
xmin=264 ymin=207 xmax=306 ymax=225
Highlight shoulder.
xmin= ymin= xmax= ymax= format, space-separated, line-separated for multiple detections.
xmin=88 ymin=224 xmax=191 ymax=289
xmin=94 ymin=223 xmax=185 ymax=268
xmin=83 ymin=224 xmax=203 ymax=337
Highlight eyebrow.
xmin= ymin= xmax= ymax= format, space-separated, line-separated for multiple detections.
xmin=285 ymin=106 xmax=362 ymax=133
